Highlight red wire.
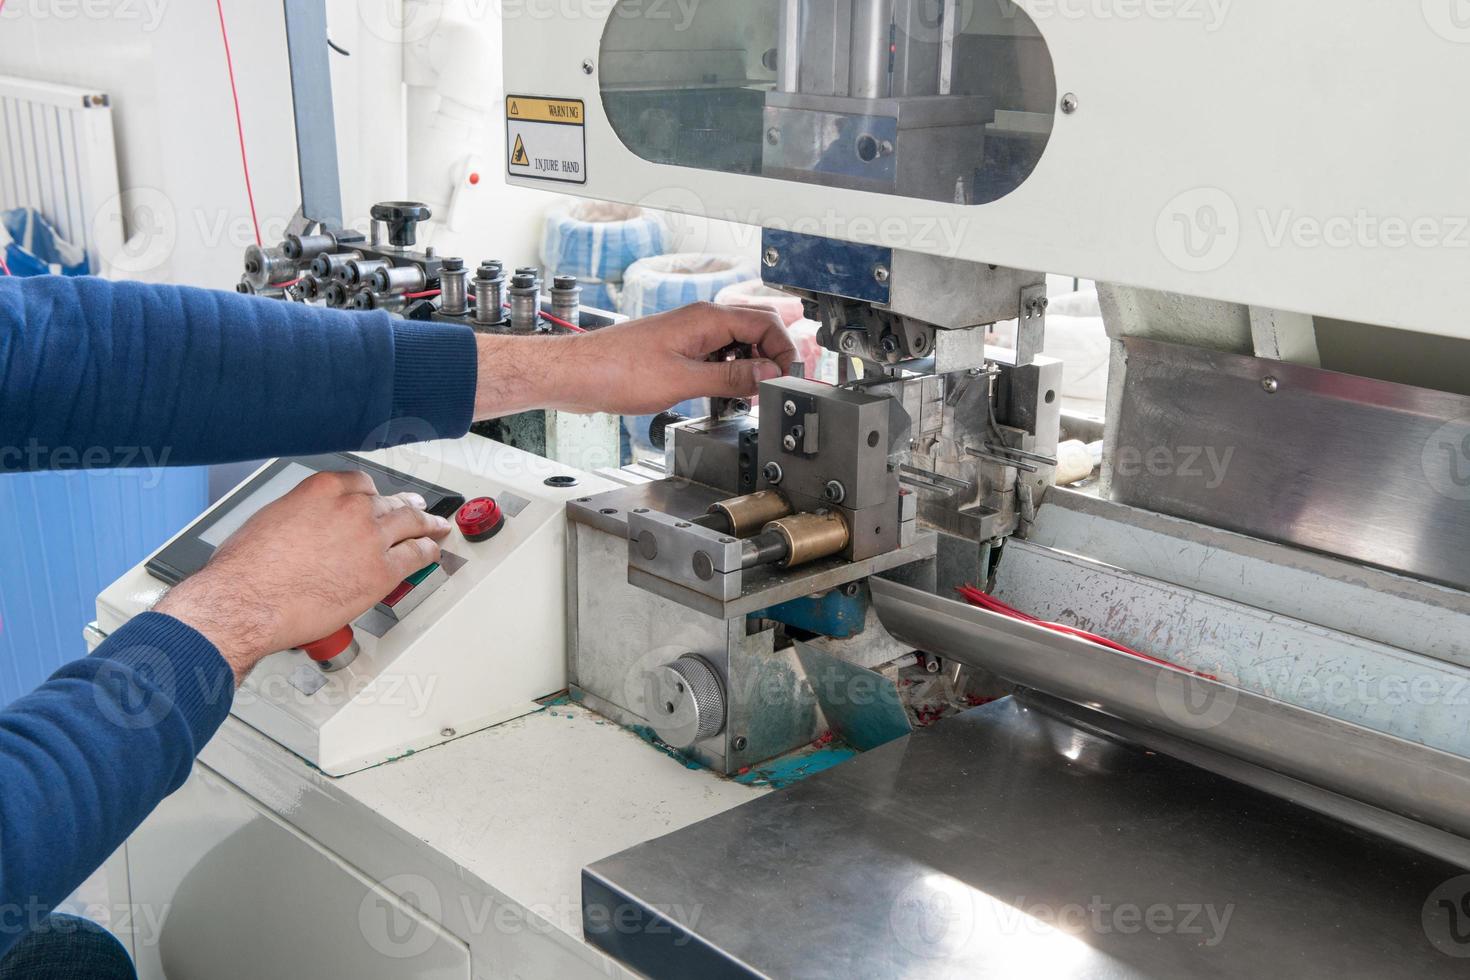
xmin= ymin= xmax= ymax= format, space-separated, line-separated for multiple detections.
xmin=536 ymin=308 xmax=587 ymax=333
xmin=956 ymin=585 xmax=1217 ymax=680
xmin=404 ymin=289 xmax=441 ymax=300
xmin=0 ymin=252 xmax=10 ymax=276
xmin=214 ymin=0 xmax=262 ymax=247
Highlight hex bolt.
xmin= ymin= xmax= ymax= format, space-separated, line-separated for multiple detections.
xmin=783 ymin=400 xmax=798 ymax=417
xmin=763 ymin=461 xmax=783 ymax=484
xmin=1262 ymin=377 xmax=1281 ymax=394
xmin=823 ymin=480 xmax=847 ymax=504
xmin=879 ymin=335 xmax=901 ymax=356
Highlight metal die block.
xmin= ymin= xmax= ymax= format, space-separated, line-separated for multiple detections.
xmin=628 ymin=509 xmax=745 ymax=602
xmin=668 ymin=415 xmax=760 ymax=496
xmin=759 ymin=378 xmax=893 ymax=512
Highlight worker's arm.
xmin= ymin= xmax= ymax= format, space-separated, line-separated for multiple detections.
xmin=0 ymin=276 xmax=794 ymax=472
xmin=0 ymin=470 xmax=451 ymax=957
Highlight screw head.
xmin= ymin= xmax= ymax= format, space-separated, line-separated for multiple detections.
xmin=839 ymin=332 xmax=860 ymax=353
xmin=782 ymin=434 xmax=798 ymax=452
xmin=823 ymin=480 xmax=847 ymax=504
xmin=1262 ymin=376 xmax=1280 ymax=394
xmin=763 ymin=246 xmax=780 ymax=268
xmin=763 ymin=461 xmax=784 ymax=484
xmin=879 ymin=335 xmax=901 ymax=356
xmin=441 ymin=727 xmax=457 ymax=738
xmin=783 ymin=400 xmax=797 ymax=417
xmin=1061 ymin=92 xmax=1079 ymax=114
xmin=582 ymin=59 xmax=595 ymax=75
xmin=766 ymin=126 xmax=780 ymax=146
xmin=732 ymin=736 xmax=749 ymax=752
xmin=873 ymin=265 xmax=891 ymax=284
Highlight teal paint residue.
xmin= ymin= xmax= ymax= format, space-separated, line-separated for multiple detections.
xmin=735 ymin=744 xmax=857 ymax=788
xmin=627 ymin=725 xmax=707 ymax=771
xmin=538 ymin=692 xmax=575 ymax=707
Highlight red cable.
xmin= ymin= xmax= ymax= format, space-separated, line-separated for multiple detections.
xmin=0 ymin=252 xmax=10 ymax=276
xmin=536 ymin=308 xmax=587 ymax=333
xmin=214 ymin=0 xmax=262 ymax=247
xmin=404 ymin=289 xmax=441 ymax=300
xmin=956 ymin=585 xmax=1217 ymax=680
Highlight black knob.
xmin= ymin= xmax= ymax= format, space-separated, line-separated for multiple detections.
xmin=371 ymin=201 xmax=432 ymax=247
xmin=478 ymin=260 xmax=503 ymax=280
xmin=510 ymin=274 xmax=536 ymax=290
xmin=649 ymin=410 xmax=687 ymax=452
xmin=442 ymin=257 xmax=465 ymax=271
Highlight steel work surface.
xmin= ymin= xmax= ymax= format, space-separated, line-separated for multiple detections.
xmin=583 ymin=697 xmax=1469 ymax=979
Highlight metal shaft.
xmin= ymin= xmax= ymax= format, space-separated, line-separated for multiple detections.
xmin=474 ymin=262 xmax=506 ymax=326
xmin=440 ymin=258 xmax=469 ymax=316
xmin=710 ymin=491 xmax=793 ymax=538
xmin=508 ymin=274 xmax=539 ymax=331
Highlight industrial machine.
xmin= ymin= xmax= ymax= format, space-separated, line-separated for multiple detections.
xmin=87 ymin=1 xmax=1470 ymax=978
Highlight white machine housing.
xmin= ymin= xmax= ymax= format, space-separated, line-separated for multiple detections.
xmin=93 ymin=436 xmax=610 ymax=776
xmin=503 ymin=1 xmax=1470 ymax=342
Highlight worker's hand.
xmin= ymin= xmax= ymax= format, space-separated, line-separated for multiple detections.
xmin=156 ymin=471 xmax=452 ymax=684
xmin=474 ymin=302 xmax=797 ymax=419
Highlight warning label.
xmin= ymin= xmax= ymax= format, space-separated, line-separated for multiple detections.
xmin=506 ymin=95 xmax=586 ymax=184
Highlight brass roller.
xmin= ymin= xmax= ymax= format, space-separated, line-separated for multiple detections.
xmin=709 ymin=490 xmax=792 ymax=538
xmin=763 ymin=511 xmax=850 ymax=569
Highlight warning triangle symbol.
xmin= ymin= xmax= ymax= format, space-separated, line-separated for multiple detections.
xmin=509 ymin=100 xmax=520 ymax=116
xmin=511 ymin=135 xmax=529 ymax=167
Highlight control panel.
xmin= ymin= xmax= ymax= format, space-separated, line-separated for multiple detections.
xmin=94 ymin=436 xmax=611 ymax=776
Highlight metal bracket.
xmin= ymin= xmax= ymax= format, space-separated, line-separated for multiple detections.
xmin=1016 ymin=283 xmax=1048 ymax=366
xmin=283 ymin=0 xmax=344 ymax=230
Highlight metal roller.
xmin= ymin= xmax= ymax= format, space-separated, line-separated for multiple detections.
xmin=762 ymin=511 xmax=849 ymax=569
xmin=709 ymin=491 xmax=792 ymax=538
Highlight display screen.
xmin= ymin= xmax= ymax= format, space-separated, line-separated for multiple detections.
xmin=199 ymin=462 xmax=317 ymax=547
xmin=146 ymin=454 xmax=465 ymax=586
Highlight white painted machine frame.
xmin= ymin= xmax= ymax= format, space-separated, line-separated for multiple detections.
xmin=93 ymin=436 xmax=613 ymax=775
xmin=504 ymin=2 xmax=1470 ymax=340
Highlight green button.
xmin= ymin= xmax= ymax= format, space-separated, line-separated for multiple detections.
xmin=407 ymin=563 xmax=440 ymax=587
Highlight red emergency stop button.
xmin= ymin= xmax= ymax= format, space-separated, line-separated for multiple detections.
xmin=457 ymin=496 xmax=505 ymax=542
xmin=301 ymin=625 xmax=355 ymax=663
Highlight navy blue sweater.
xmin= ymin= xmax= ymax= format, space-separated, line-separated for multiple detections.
xmin=0 ymin=276 xmax=477 ymax=954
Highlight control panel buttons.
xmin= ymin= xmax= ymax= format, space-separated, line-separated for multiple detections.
xmin=457 ymin=497 xmax=505 ymax=542
xmin=300 ymin=625 xmax=359 ymax=672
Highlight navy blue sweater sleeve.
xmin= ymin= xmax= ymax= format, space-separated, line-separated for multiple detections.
xmin=0 ymin=613 xmax=232 ymax=956
xmin=0 ymin=275 xmax=477 ymax=956
xmin=0 ymin=275 xmax=478 ymax=471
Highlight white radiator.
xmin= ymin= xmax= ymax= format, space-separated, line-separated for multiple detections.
xmin=0 ymin=73 xmax=124 ymax=274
